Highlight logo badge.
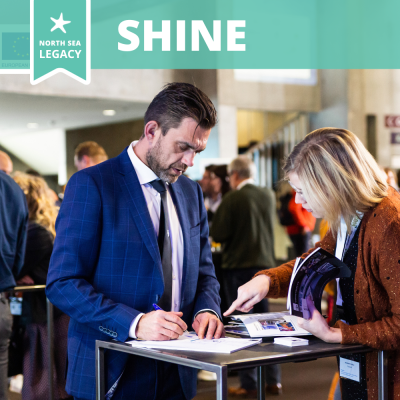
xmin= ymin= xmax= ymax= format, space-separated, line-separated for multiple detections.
xmin=30 ymin=0 xmax=91 ymax=85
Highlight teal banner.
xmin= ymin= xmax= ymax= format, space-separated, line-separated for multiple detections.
xmin=30 ymin=0 xmax=90 ymax=84
xmin=1 ymin=0 xmax=400 ymax=74
xmin=91 ymin=0 xmax=400 ymax=69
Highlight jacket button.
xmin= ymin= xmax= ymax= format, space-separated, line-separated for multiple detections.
xmin=113 ymin=333 xmax=117 ymax=338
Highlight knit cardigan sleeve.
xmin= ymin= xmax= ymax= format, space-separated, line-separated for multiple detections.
xmin=254 ymin=230 xmax=336 ymax=298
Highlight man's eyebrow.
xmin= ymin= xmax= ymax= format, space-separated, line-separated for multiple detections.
xmin=179 ymin=141 xmax=206 ymax=152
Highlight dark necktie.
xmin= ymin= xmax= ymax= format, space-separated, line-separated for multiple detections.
xmin=149 ymin=179 xmax=173 ymax=310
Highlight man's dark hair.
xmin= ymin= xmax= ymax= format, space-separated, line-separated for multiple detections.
xmin=144 ymin=82 xmax=217 ymax=136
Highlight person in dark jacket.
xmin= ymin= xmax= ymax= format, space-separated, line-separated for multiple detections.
xmin=14 ymin=172 xmax=71 ymax=400
xmin=0 ymin=170 xmax=28 ymax=400
xmin=211 ymin=156 xmax=282 ymax=397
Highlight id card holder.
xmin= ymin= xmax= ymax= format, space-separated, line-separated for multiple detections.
xmin=10 ymin=296 xmax=23 ymax=316
xmin=339 ymin=357 xmax=360 ymax=382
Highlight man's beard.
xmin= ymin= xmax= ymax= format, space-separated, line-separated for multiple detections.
xmin=146 ymin=139 xmax=188 ymax=183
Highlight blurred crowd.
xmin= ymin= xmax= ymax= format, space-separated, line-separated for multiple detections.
xmin=1 ymin=141 xmax=108 ymax=400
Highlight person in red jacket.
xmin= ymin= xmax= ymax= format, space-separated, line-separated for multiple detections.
xmin=286 ymin=189 xmax=316 ymax=256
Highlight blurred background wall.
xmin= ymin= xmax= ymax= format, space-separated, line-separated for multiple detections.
xmin=0 ymin=68 xmax=399 ymax=191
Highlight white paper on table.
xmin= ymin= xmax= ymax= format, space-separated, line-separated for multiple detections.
xmin=126 ymin=332 xmax=261 ymax=353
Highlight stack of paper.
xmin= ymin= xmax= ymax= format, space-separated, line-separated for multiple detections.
xmin=126 ymin=332 xmax=261 ymax=353
xmin=274 ymin=337 xmax=309 ymax=346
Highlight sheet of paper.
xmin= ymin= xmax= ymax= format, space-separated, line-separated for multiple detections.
xmin=126 ymin=332 xmax=261 ymax=353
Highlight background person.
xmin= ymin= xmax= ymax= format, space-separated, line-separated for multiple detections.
xmin=284 ymin=189 xmax=316 ymax=256
xmin=73 ymin=141 xmax=108 ymax=171
xmin=0 ymin=170 xmax=28 ymax=400
xmin=206 ymin=164 xmax=231 ymax=223
xmin=384 ymin=167 xmax=399 ymax=191
xmin=211 ymin=156 xmax=282 ymax=397
xmin=0 ymin=151 xmax=13 ymax=175
xmin=199 ymin=165 xmax=221 ymax=224
xmin=46 ymin=83 xmax=223 ymax=400
xmin=225 ymin=128 xmax=400 ymax=400
xmin=13 ymin=173 xmax=70 ymax=400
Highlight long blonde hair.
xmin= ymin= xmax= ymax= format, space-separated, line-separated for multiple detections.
xmin=13 ymin=172 xmax=58 ymax=238
xmin=283 ymin=128 xmax=388 ymax=235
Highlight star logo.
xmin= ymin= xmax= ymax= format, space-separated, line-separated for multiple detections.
xmin=50 ymin=13 xmax=71 ymax=34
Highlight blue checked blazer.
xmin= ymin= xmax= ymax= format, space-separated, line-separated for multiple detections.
xmin=46 ymin=148 xmax=221 ymax=400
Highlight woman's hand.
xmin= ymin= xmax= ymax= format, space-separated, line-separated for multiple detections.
xmin=16 ymin=275 xmax=34 ymax=285
xmin=224 ymin=275 xmax=271 ymax=316
xmin=297 ymin=296 xmax=342 ymax=343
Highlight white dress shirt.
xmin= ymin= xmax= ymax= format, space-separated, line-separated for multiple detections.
xmin=128 ymin=141 xmax=184 ymax=338
xmin=236 ymin=178 xmax=255 ymax=190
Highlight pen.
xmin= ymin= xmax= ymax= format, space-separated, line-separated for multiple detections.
xmin=152 ymin=304 xmax=188 ymax=334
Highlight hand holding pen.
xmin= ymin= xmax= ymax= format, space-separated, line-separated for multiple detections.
xmin=153 ymin=304 xmax=189 ymax=334
xmin=134 ymin=303 xmax=187 ymax=341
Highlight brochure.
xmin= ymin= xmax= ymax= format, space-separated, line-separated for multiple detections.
xmin=229 ymin=312 xmax=311 ymax=338
xmin=288 ymin=248 xmax=351 ymax=319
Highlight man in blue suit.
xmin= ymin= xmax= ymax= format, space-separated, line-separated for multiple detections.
xmin=46 ymin=83 xmax=224 ymax=400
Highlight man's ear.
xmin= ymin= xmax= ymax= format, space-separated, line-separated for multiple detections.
xmin=143 ymin=121 xmax=160 ymax=143
xmin=82 ymin=155 xmax=92 ymax=168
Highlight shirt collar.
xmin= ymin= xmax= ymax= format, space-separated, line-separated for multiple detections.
xmin=127 ymin=141 xmax=158 ymax=185
xmin=237 ymin=178 xmax=255 ymax=191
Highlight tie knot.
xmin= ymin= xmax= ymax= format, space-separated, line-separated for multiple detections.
xmin=149 ymin=179 xmax=166 ymax=194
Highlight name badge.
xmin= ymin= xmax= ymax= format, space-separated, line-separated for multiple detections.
xmin=339 ymin=357 xmax=360 ymax=382
xmin=10 ymin=297 xmax=23 ymax=316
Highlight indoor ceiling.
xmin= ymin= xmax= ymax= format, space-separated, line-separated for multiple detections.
xmin=0 ymin=92 xmax=148 ymax=175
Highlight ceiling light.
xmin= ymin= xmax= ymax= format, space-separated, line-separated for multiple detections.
xmin=27 ymin=123 xmax=39 ymax=128
xmin=103 ymin=110 xmax=116 ymax=116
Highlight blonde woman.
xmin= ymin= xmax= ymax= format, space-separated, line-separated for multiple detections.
xmin=13 ymin=173 xmax=70 ymax=400
xmin=225 ymin=128 xmax=400 ymax=400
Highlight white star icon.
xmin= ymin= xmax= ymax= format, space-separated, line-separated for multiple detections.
xmin=50 ymin=13 xmax=71 ymax=34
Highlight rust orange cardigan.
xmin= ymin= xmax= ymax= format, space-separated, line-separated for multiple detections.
xmin=256 ymin=187 xmax=400 ymax=400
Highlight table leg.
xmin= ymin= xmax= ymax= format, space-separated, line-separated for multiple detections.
xmin=96 ymin=345 xmax=105 ymax=400
xmin=257 ymin=365 xmax=266 ymax=400
xmin=216 ymin=365 xmax=228 ymax=400
xmin=378 ymin=350 xmax=388 ymax=400
xmin=46 ymin=299 xmax=54 ymax=400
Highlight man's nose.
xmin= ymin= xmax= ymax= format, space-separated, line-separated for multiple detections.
xmin=182 ymin=151 xmax=195 ymax=167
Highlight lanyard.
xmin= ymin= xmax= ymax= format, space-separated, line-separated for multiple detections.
xmin=335 ymin=215 xmax=363 ymax=306
xmin=335 ymin=217 xmax=347 ymax=306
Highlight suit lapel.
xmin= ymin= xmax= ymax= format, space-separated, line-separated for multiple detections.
xmin=116 ymin=150 xmax=162 ymax=272
xmin=168 ymin=181 xmax=189 ymax=302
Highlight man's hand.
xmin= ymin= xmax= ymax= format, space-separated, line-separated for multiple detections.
xmin=16 ymin=275 xmax=34 ymax=285
xmin=192 ymin=312 xmax=224 ymax=340
xmin=136 ymin=311 xmax=187 ymax=341
xmin=224 ymin=275 xmax=271 ymax=316
xmin=297 ymin=296 xmax=342 ymax=343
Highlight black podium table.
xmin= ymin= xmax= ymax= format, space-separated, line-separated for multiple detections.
xmin=96 ymin=337 xmax=387 ymax=400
